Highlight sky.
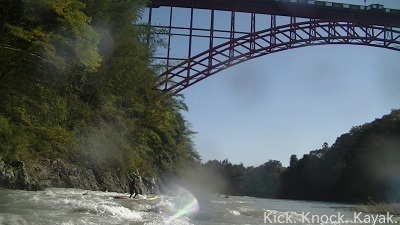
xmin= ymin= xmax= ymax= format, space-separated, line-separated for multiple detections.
xmin=144 ymin=0 xmax=400 ymax=167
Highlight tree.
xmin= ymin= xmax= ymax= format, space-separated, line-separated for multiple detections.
xmin=289 ymin=154 xmax=298 ymax=167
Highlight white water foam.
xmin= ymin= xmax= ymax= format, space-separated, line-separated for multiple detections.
xmin=1 ymin=188 xmax=373 ymax=225
xmin=229 ymin=209 xmax=241 ymax=216
xmin=54 ymin=189 xmax=144 ymax=221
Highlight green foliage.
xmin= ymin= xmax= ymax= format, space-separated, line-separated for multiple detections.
xmin=199 ymin=159 xmax=283 ymax=198
xmin=280 ymin=109 xmax=400 ymax=203
xmin=0 ymin=0 xmax=101 ymax=77
xmin=0 ymin=0 xmax=199 ymax=186
xmin=0 ymin=116 xmax=13 ymax=155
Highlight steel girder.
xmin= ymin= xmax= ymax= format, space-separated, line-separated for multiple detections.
xmin=158 ymin=20 xmax=400 ymax=93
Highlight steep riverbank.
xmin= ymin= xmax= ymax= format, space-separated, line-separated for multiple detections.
xmin=0 ymin=159 xmax=158 ymax=194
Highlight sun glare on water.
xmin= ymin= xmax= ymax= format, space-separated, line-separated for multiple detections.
xmin=163 ymin=186 xmax=199 ymax=224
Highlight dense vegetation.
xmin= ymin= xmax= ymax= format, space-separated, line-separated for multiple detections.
xmin=0 ymin=0 xmax=200 ymax=182
xmin=201 ymin=109 xmax=400 ymax=203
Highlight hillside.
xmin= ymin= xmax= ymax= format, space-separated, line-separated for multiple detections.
xmin=0 ymin=0 xmax=200 ymax=192
xmin=280 ymin=108 xmax=400 ymax=203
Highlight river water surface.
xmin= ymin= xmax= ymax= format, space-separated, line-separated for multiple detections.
xmin=0 ymin=188 xmax=398 ymax=225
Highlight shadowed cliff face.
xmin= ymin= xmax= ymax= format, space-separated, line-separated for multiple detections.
xmin=0 ymin=160 xmax=36 ymax=190
xmin=0 ymin=159 xmax=160 ymax=194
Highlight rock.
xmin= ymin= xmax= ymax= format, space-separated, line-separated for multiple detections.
xmin=30 ymin=159 xmax=101 ymax=191
xmin=0 ymin=158 xmax=161 ymax=194
xmin=142 ymin=175 xmax=158 ymax=194
xmin=0 ymin=159 xmax=38 ymax=190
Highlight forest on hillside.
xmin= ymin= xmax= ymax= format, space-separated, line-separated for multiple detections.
xmin=198 ymin=109 xmax=400 ymax=203
xmin=0 ymin=0 xmax=200 ymax=186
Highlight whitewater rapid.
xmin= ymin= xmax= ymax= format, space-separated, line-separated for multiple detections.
xmin=1 ymin=188 xmax=398 ymax=225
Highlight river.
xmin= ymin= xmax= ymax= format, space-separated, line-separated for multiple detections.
xmin=0 ymin=187 xmax=398 ymax=225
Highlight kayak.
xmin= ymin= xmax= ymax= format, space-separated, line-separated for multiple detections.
xmin=114 ymin=195 xmax=158 ymax=201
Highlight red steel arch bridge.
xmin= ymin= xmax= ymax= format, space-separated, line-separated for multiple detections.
xmin=144 ymin=0 xmax=400 ymax=93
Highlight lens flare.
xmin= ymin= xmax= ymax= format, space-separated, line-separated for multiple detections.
xmin=163 ymin=186 xmax=199 ymax=224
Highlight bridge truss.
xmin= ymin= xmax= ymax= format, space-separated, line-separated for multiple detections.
xmin=144 ymin=0 xmax=400 ymax=93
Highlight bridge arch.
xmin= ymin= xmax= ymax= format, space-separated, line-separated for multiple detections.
xmin=158 ymin=20 xmax=400 ymax=93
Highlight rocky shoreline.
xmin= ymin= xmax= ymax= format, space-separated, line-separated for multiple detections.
xmin=0 ymin=159 xmax=160 ymax=194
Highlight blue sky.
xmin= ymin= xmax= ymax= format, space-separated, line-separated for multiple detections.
xmin=145 ymin=0 xmax=400 ymax=166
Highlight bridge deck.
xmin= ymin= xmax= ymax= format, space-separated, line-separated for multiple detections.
xmin=150 ymin=0 xmax=400 ymax=27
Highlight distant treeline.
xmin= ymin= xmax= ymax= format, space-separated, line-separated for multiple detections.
xmin=197 ymin=109 xmax=400 ymax=203
xmin=0 ymin=0 xmax=200 ymax=183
